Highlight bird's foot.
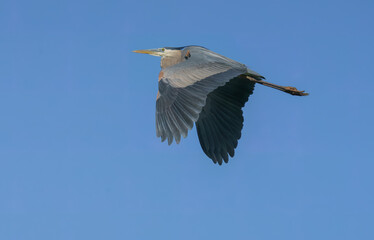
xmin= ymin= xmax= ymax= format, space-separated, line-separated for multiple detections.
xmin=284 ymin=87 xmax=309 ymax=96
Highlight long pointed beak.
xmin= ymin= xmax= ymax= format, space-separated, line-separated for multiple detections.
xmin=133 ymin=48 xmax=163 ymax=57
xmin=132 ymin=49 xmax=155 ymax=54
xmin=132 ymin=48 xmax=161 ymax=56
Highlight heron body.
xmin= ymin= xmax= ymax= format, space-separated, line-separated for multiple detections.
xmin=133 ymin=46 xmax=307 ymax=165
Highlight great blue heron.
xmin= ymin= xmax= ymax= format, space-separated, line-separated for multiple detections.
xmin=133 ymin=46 xmax=308 ymax=165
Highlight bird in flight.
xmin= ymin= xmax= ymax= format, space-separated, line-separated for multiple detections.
xmin=133 ymin=46 xmax=308 ymax=165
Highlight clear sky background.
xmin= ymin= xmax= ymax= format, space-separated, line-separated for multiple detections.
xmin=1 ymin=0 xmax=373 ymax=239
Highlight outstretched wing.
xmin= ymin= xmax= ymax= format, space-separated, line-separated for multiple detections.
xmin=156 ymin=47 xmax=250 ymax=146
xmin=156 ymin=67 xmax=245 ymax=145
xmin=196 ymin=76 xmax=255 ymax=165
xmin=155 ymin=46 xmax=263 ymax=164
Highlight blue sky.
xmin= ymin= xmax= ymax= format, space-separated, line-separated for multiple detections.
xmin=1 ymin=0 xmax=373 ymax=239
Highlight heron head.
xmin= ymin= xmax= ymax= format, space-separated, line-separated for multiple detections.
xmin=133 ymin=47 xmax=181 ymax=57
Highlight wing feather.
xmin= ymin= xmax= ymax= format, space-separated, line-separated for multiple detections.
xmin=196 ymin=76 xmax=255 ymax=164
xmin=155 ymin=46 xmax=258 ymax=164
xmin=156 ymin=68 xmax=245 ymax=145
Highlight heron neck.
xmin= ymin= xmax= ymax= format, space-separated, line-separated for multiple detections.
xmin=161 ymin=54 xmax=183 ymax=69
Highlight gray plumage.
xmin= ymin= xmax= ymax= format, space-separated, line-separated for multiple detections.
xmin=133 ymin=45 xmax=308 ymax=165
